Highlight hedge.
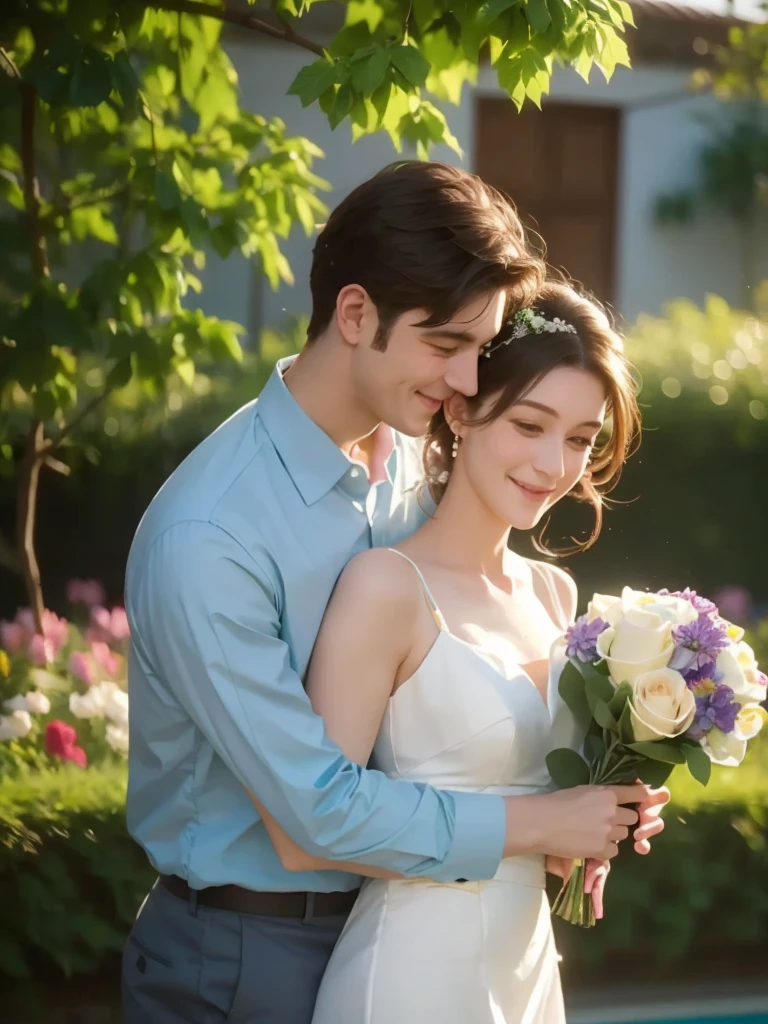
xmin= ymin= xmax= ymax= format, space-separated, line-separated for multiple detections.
xmin=2 ymin=740 xmax=767 ymax=1010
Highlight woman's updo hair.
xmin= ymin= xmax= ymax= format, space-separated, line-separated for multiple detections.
xmin=422 ymin=280 xmax=641 ymax=554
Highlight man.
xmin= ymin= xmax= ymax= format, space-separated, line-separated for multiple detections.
xmin=122 ymin=161 xmax=668 ymax=1023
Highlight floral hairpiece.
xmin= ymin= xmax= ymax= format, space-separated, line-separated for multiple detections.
xmin=482 ymin=307 xmax=576 ymax=358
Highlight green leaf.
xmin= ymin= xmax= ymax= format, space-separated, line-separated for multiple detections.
xmin=69 ymin=47 xmax=113 ymax=108
xmin=155 ymin=169 xmax=181 ymax=212
xmin=111 ymin=51 xmax=141 ymax=113
xmin=526 ymin=0 xmax=552 ymax=35
xmin=287 ymin=58 xmax=339 ymax=107
xmin=626 ymin=741 xmax=686 ymax=765
xmin=328 ymin=83 xmax=354 ymax=130
xmin=584 ymin=670 xmax=616 ymax=713
xmin=557 ymin=661 xmax=593 ymax=733
xmin=635 ymin=760 xmax=675 ymax=788
xmin=618 ymin=700 xmax=635 ymax=745
xmin=389 ymin=44 xmax=431 ymax=88
xmin=351 ymin=46 xmax=391 ymax=95
xmin=682 ymin=743 xmax=712 ymax=786
xmin=546 ymin=747 xmax=591 ymax=789
xmin=593 ymin=698 xmax=618 ymax=732
xmin=584 ymin=732 xmax=606 ymax=764
xmin=105 ymin=357 xmax=133 ymax=391
xmin=607 ymin=680 xmax=632 ymax=717
xmin=478 ymin=0 xmax=519 ymax=26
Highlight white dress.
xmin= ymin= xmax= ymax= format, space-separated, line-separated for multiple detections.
xmin=312 ymin=552 xmax=582 ymax=1024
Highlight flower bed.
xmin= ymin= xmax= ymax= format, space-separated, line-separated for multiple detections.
xmin=0 ymin=581 xmax=130 ymax=775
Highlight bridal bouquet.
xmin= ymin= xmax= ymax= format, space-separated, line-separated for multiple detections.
xmin=547 ymin=586 xmax=767 ymax=927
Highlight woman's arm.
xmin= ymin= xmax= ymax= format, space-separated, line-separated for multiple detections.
xmin=248 ymin=548 xmax=421 ymax=875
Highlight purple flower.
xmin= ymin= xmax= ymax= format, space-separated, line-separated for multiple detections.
xmin=565 ymin=616 xmax=608 ymax=664
xmin=683 ymin=660 xmax=722 ymax=686
xmin=672 ymin=616 xmax=729 ymax=672
xmin=688 ymin=683 xmax=740 ymax=738
xmin=659 ymin=588 xmax=718 ymax=615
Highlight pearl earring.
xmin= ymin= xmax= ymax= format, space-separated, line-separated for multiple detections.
xmin=451 ymin=434 xmax=460 ymax=459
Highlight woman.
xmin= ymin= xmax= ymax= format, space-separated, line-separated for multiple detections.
xmin=255 ymin=281 xmax=641 ymax=1023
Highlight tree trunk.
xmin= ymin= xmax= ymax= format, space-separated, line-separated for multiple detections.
xmin=16 ymin=423 xmax=46 ymax=632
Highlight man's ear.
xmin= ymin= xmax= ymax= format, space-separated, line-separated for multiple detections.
xmin=443 ymin=393 xmax=471 ymax=438
xmin=335 ymin=284 xmax=376 ymax=347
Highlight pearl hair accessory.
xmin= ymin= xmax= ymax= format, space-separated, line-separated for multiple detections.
xmin=482 ymin=307 xmax=576 ymax=358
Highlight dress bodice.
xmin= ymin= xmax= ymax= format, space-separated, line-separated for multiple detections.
xmin=370 ymin=552 xmax=583 ymax=796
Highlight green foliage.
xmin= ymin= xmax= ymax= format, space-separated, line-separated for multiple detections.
xmin=1 ymin=743 xmax=766 ymax=1000
xmin=0 ymin=762 xmax=154 ymax=990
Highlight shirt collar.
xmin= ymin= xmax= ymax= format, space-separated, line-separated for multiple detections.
xmin=256 ymin=356 xmax=364 ymax=506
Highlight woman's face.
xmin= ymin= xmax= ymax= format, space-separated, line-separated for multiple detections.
xmin=453 ymin=365 xmax=608 ymax=531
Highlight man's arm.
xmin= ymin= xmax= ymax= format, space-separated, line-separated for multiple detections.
xmin=131 ymin=520 xmax=506 ymax=882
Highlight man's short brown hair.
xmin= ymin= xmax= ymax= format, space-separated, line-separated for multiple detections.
xmin=307 ymin=161 xmax=544 ymax=348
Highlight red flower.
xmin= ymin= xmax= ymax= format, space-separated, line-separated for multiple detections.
xmin=45 ymin=720 xmax=88 ymax=768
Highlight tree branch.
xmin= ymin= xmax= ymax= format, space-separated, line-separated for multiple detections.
xmin=148 ymin=1 xmax=326 ymax=58
xmin=48 ymin=387 xmax=116 ymax=451
xmin=20 ymin=83 xmax=49 ymax=280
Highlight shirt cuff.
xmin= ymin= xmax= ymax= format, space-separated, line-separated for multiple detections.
xmin=433 ymin=792 xmax=506 ymax=883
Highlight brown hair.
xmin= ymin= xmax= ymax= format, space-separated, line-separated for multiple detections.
xmin=307 ymin=161 xmax=544 ymax=348
xmin=423 ymin=281 xmax=641 ymax=554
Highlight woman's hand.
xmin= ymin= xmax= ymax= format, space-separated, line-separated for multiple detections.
xmin=545 ymin=856 xmax=611 ymax=920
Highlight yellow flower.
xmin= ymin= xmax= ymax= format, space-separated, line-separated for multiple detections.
xmin=0 ymin=650 xmax=9 ymax=678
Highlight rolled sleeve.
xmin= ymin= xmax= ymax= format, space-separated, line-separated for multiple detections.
xmin=130 ymin=519 xmax=503 ymax=881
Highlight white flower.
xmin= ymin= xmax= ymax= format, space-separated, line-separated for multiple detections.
xmin=702 ymin=726 xmax=747 ymax=767
xmin=5 ymin=691 xmax=51 ymax=715
xmin=102 ymin=686 xmax=128 ymax=726
xmin=529 ymin=315 xmax=546 ymax=330
xmin=3 ymin=694 xmax=29 ymax=713
xmin=106 ymin=722 xmax=129 ymax=754
xmin=70 ymin=688 xmax=106 ymax=719
xmin=25 ymin=690 xmax=51 ymax=715
xmin=0 ymin=709 xmax=33 ymax=741
xmin=27 ymin=668 xmax=66 ymax=691
xmin=716 ymin=642 xmax=766 ymax=704
xmin=629 ymin=667 xmax=696 ymax=742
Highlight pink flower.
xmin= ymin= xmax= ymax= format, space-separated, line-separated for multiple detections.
xmin=67 ymin=579 xmax=107 ymax=608
xmin=109 ymin=607 xmax=130 ymax=641
xmin=28 ymin=634 xmax=55 ymax=666
xmin=44 ymin=719 xmax=88 ymax=768
xmin=42 ymin=610 xmax=69 ymax=655
xmin=68 ymin=650 xmax=95 ymax=685
xmin=88 ymin=606 xmax=130 ymax=645
xmin=0 ymin=621 xmax=26 ymax=654
xmin=91 ymin=641 xmax=118 ymax=676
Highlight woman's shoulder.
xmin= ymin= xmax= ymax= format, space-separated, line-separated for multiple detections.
xmin=521 ymin=556 xmax=578 ymax=627
xmin=334 ymin=547 xmax=426 ymax=615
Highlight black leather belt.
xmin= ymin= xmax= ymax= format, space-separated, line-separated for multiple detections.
xmin=159 ymin=874 xmax=359 ymax=918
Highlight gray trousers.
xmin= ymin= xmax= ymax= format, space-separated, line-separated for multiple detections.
xmin=121 ymin=881 xmax=350 ymax=1024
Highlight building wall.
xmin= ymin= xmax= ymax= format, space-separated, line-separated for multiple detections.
xmin=199 ymin=37 xmax=767 ymax=339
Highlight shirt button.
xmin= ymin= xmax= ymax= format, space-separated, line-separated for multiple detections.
xmin=350 ymin=468 xmax=359 ymax=478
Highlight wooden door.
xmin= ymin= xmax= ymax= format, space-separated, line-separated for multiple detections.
xmin=475 ymin=99 xmax=620 ymax=306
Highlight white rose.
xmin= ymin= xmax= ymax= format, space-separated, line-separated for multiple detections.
xmin=620 ymin=587 xmax=698 ymax=627
xmin=629 ymin=667 xmax=696 ymax=742
xmin=735 ymin=703 xmax=767 ymax=741
xmin=597 ymin=609 xmax=675 ymax=686
xmin=106 ymin=722 xmax=129 ymax=754
xmin=25 ymin=690 xmax=50 ymax=715
xmin=0 ymin=709 xmax=33 ymax=741
xmin=3 ymin=694 xmax=29 ymax=713
xmin=102 ymin=686 xmax=128 ymax=726
xmin=70 ymin=689 xmax=106 ymax=719
xmin=587 ymin=593 xmax=621 ymax=624
xmin=716 ymin=643 xmax=766 ymax=704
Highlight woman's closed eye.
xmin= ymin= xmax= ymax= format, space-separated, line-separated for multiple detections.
xmin=512 ymin=420 xmax=542 ymax=436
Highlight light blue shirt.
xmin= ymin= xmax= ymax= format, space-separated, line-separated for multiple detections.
xmin=125 ymin=358 xmax=506 ymax=892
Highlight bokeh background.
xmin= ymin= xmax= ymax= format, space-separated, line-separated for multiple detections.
xmin=1 ymin=1 xmax=766 ymax=1022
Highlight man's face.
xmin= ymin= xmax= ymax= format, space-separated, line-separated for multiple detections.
xmin=351 ymin=290 xmax=508 ymax=437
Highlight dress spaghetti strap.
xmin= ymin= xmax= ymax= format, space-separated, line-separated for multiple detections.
xmin=385 ymin=549 xmax=447 ymax=633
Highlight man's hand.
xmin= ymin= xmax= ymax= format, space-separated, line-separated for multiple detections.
xmin=633 ymin=784 xmax=670 ymax=854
